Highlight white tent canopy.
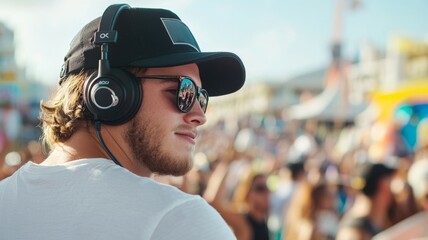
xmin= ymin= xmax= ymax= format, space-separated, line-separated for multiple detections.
xmin=287 ymin=86 xmax=367 ymax=121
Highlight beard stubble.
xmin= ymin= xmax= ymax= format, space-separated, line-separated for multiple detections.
xmin=124 ymin=115 xmax=193 ymax=176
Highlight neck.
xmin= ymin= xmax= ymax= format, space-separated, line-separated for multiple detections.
xmin=42 ymin=129 xmax=106 ymax=165
xmin=42 ymin=126 xmax=152 ymax=178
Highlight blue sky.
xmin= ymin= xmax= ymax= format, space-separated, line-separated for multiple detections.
xmin=1 ymin=0 xmax=427 ymax=86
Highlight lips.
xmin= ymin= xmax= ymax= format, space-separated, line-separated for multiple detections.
xmin=175 ymin=130 xmax=197 ymax=144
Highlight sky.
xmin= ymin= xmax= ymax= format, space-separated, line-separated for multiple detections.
xmin=0 ymin=0 xmax=427 ymax=86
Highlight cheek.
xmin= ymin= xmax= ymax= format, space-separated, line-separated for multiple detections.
xmin=140 ymin=91 xmax=157 ymax=112
xmin=142 ymin=91 xmax=177 ymax=116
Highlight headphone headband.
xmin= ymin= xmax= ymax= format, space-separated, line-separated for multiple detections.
xmin=94 ymin=4 xmax=131 ymax=45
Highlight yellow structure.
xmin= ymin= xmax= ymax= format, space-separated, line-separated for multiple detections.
xmin=366 ymin=36 xmax=428 ymax=159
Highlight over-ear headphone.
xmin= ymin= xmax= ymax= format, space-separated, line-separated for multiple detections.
xmin=83 ymin=4 xmax=142 ymax=125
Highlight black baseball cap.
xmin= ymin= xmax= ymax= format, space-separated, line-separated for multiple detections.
xmin=59 ymin=6 xmax=245 ymax=97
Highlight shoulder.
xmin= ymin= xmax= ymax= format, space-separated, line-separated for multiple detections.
xmin=150 ymin=195 xmax=236 ymax=240
xmin=121 ymin=178 xmax=236 ymax=239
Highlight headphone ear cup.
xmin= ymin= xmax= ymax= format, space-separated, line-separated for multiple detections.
xmin=83 ymin=69 xmax=142 ymax=125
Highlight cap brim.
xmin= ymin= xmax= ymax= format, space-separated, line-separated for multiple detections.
xmin=128 ymin=51 xmax=245 ymax=97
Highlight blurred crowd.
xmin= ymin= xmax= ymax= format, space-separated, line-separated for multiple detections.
xmin=1 ymin=112 xmax=428 ymax=240
xmin=0 ymin=103 xmax=44 ymax=180
xmin=159 ymin=113 xmax=428 ymax=240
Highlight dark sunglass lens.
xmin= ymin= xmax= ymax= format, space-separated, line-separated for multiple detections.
xmin=254 ymin=185 xmax=269 ymax=193
xmin=198 ymin=90 xmax=208 ymax=113
xmin=178 ymin=78 xmax=196 ymax=112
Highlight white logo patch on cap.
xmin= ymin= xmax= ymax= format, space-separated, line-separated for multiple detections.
xmin=161 ymin=18 xmax=200 ymax=52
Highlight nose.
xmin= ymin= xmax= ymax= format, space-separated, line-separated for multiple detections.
xmin=184 ymin=100 xmax=207 ymax=126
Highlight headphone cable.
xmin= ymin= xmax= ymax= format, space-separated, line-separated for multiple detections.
xmin=95 ymin=121 xmax=123 ymax=167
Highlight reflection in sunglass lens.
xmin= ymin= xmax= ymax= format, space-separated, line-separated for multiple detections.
xmin=198 ymin=90 xmax=208 ymax=113
xmin=178 ymin=78 xmax=196 ymax=112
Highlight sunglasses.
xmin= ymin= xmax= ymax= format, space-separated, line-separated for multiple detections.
xmin=251 ymin=184 xmax=270 ymax=193
xmin=135 ymin=75 xmax=209 ymax=113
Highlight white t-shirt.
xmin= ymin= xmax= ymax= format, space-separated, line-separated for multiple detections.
xmin=0 ymin=158 xmax=236 ymax=240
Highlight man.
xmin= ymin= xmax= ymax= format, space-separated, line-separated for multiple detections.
xmin=336 ymin=162 xmax=396 ymax=240
xmin=0 ymin=4 xmax=245 ymax=240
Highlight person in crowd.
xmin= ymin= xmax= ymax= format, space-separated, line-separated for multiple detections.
xmin=283 ymin=181 xmax=339 ymax=240
xmin=269 ymin=160 xmax=306 ymax=240
xmin=373 ymin=157 xmax=428 ymax=239
xmin=336 ymin=162 xmax=397 ymax=240
xmin=0 ymin=4 xmax=245 ymax=239
xmin=204 ymin=157 xmax=271 ymax=240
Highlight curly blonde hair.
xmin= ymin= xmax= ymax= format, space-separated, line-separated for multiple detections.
xmin=40 ymin=71 xmax=94 ymax=149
